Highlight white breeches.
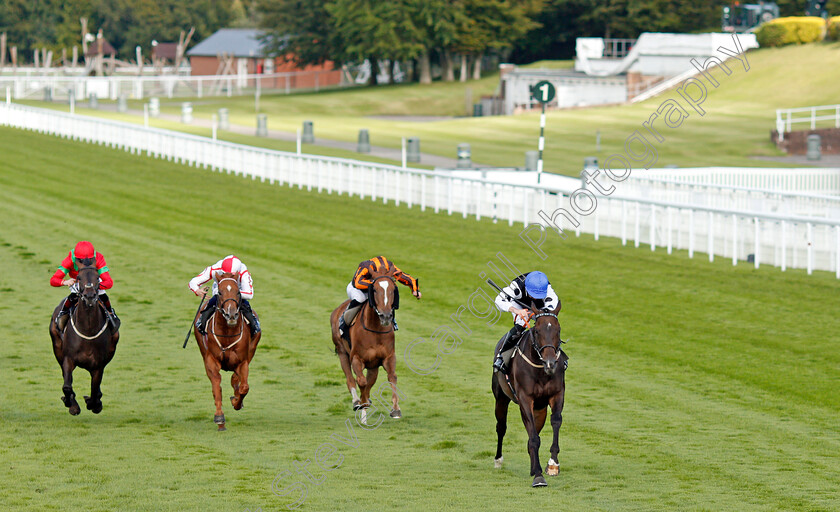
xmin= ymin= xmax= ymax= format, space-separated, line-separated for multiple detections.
xmin=346 ymin=282 xmax=366 ymax=303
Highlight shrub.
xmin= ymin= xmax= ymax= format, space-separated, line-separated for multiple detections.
xmin=755 ymin=16 xmax=827 ymax=47
xmin=828 ymin=16 xmax=840 ymax=41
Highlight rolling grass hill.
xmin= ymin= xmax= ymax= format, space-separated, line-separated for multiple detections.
xmin=0 ymin=123 xmax=838 ymax=511
xmin=23 ymin=43 xmax=840 ymax=174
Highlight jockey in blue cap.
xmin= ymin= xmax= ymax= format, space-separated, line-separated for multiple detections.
xmin=493 ymin=271 xmax=560 ymax=373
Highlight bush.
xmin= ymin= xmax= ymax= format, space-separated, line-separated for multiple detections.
xmin=828 ymin=16 xmax=840 ymax=41
xmin=755 ymin=16 xmax=827 ymax=47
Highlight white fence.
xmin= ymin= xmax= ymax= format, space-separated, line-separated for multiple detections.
xmin=776 ymin=104 xmax=840 ymax=135
xmin=631 ymin=167 xmax=840 ymax=195
xmin=1 ymin=102 xmax=838 ymax=278
xmin=0 ymin=70 xmax=347 ymax=102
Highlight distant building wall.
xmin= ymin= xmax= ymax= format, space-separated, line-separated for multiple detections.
xmin=772 ymin=128 xmax=840 ymax=155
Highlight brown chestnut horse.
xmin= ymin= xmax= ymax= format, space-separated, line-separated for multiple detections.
xmin=492 ymin=304 xmax=567 ymax=487
xmin=48 ymin=263 xmax=119 ymax=415
xmin=330 ymin=274 xmax=402 ymax=424
xmin=192 ymin=271 xmax=260 ymax=431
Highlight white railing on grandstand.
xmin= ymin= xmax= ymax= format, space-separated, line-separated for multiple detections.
xmin=632 ymin=167 xmax=840 ymax=196
xmin=1 ymin=101 xmax=838 ymax=278
xmin=622 ymin=175 xmax=840 ymax=219
xmin=775 ymin=104 xmax=840 ymax=137
xmin=0 ymin=70 xmax=346 ymax=101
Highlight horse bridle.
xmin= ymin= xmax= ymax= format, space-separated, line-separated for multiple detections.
xmin=526 ymin=312 xmax=562 ymax=365
xmin=217 ymin=277 xmax=241 ymax=314
xmin=363 ymin=276 xmax=396 ymax=334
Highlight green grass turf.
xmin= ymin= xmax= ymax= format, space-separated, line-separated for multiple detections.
xmin=0 ymin=125 xmax=838 ymax=511
xmin=21 ymin=44 xmax=840 ymax=175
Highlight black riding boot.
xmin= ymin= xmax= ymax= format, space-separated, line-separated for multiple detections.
xmin=56 ymin=293 xmax=78 ymax=331
xmin=196 ymin=295 xmax=217 ymax=335
xmin=240 ymin=299 xmax=260 ymax=335
xmin=339 ymin=300 xmax=363 ymax=343
xmin=100 ymin=293 xmax=120 ymax=331
xmin=493 ymin=324 xmax=525 ymax=373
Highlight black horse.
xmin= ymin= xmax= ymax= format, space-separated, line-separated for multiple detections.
xmin=48 ymin=263 xmax=119 ymax=415
xmin=492 ymin=304 xmax=567 ymax=487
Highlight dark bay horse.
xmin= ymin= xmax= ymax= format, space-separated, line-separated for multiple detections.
xmin=48 ymin=263 xmax=119 ymax=415
xmin=193 ymin=271 xmax=261 ymax=431
xmin=330 ymin=274 xmax=402 ymax=424
xmin=492 ymin=304 xmax=567 ymax=487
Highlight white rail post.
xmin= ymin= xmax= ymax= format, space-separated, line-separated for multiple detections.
xmin=5 ymin=87 xmax=9 ymax=104
xmin=634 ymin=202 xmax=640 ymax=248
xmin=754 ymin=218 xmax=760 ymax=269
xmin=732 ymin=214 xmax=738 ymax=266
xmin=708 ymin=212 xmax=714 ymax=262
xmin=807 ymin=222 xmax=813 ymax=275
xmin=781 ymin=221 xmax=787 ymax=272
xmin=420 ymin=176 xmax=427 ymax=212
xmin=667 ymin=207 xmax=672 ymax=254
xmin=650 ymin=205 xmax=656 ymax=251
xmin=212 ymin=113 xmax=217 ymax=140
xmin=786 ymin=111 xmax=791 ymax=132
xmin=688 ymin=209 xmax=695 ymax=258
xmin=463 ymin=181 xmax=469 ymax=219
xmin=144 ymin=104 xmax=149 ymax=128
xmin=297 ymin=128 xmax=302 ymax=155
xmin=835 ymin=225 xmax=839 ymax=279
xmin=621 ymin=201 xmax=627 ymax=246
xmin=508 ymin=186 xmax=514 ymax=226
xmin=434 ymin=175 xmax=440 ymax=213
xmin=401 ymin=137 xmax=407 ymax=169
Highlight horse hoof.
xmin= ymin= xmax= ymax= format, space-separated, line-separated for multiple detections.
xmin=229 ymin=396 xmax=244 ymax=410
xmin=546 ymin=462 xmax=559 ymax=476
xmin=494 ymin=457 xmax=503 ymax=469
xmin=68 ymin=404 xmax=81 ymax=416
xmin=532 ymin=475 xmax=547 ymax=487
xmin=352 ymin=400 xmax=362 ymax=411
xmin=84 ymin=397 xmax=103 ymax=414
xmin=389 ymin=409 xmax=402 ymax=419
xmin=214 ymin=414 xmax=225 ymax=425
xmin=217 ymin=424 xmax=226 ymax=432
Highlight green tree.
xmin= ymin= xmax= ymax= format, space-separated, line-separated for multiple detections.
xmin=258 ymin=0 xmax=336 ymax=67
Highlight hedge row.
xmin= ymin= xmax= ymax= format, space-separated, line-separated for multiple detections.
xmin=828 ymin=15 xmax=840 ymax=41
xmin=756 ymin=16 xmax=826 ymax=47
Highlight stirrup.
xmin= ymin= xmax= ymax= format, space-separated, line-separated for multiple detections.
xmin=493 ymin=355 xmax=506 ymax=373
xmin=338 ymin=318 xmax=351 ymax=342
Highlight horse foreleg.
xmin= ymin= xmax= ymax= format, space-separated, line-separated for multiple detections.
xmin=350 ymin=356 xmax=368 ymax=409
xmin=84 ymin=367 xmax=104 ymax=414
xmin=493 ymin=391 xmax=510 ymax=469
xmin=203 ymin=356 xmax=226 ymax=430
xmin=337 ymin=349 xmax=360 ymax=409
xmin=546 ymin=393 xmax=565 ymax=477
xmin=358 ymin=366 xmax=378 ymax=426
xmin=382 ymin=353 xmax=401 ymax=418
xmin=231 ymin=361 xmax=250 ymax=410
xmin=61 ymin=358 xmax=80 ymax=416
xmin=518 ymin=397 xmax=546 ymax=486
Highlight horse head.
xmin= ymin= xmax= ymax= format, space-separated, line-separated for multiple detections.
xmin=529 ymin=304 xmax=563 ymax=376
xmin=76 ymin=260 xmax=100 ymax=308
xmin=217 ymin=271 xmax=241 ymax=327
xmin=368 ymin=274 xmax=397 ymax=327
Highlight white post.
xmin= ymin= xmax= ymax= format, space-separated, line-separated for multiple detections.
xmin=667 ymin=207 xmax=672 ymax=254
xmin=806 ymin=222 xmax=813 ymax=275
xmin=708 ymin=211 xmax=714 ymax=262
xmin=621 ymin=201 xmax=627 ymax=246
xmin=421 ymin=176 xmax=426 ymax=212
xmin=786 ymin=111 xmax=791 ymax=132
xmin=732 ymin=214 xmax=737 ymax=266
xmin=688 ymin=209 xmax=695 ymax=258
xmin=650 ymin=205 xmax=656 ymax=251
xmin=5 ymin=87 xmax=9 ymax=104
xmin=70 ymin=93 xmax=75 ymax=115
xmin=754 ymin=218 xmax=760 ymax=269
xmin=781 ymin=221 xmax=787 ymax=271
xmin=143 ymin=103 xmax=149 ymax=128
xmin=402 ymin=137 xmax=407 ymax=169
xmin=835 ymin=225 xmax=839 ymax=279
xmin=296 ymin=128 xmax=301 ymax=155
xmin=634 ymin=202 xmax=640 ymax=248
xmin=212 ymin=113 xmax=217 ymax=141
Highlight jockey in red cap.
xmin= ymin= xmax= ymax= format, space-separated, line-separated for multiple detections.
xmin=188 ymin=255 xmax=260 ymax=336
xmin=50 ymin=241 xmax=119 ymax=331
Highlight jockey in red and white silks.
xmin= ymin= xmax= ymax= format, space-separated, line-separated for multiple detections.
xmin=189 ymin=255 xmax=259 ymax=335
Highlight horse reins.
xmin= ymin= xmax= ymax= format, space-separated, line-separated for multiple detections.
xmin=514 ymin=312 xmax=562 ymax=367
xmin=206 ymin=277 xmax=245 ymax=354
xmin=69 ymin=266 xmax=110 ymax=340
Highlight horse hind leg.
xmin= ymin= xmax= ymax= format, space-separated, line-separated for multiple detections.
xmin=382 ymin=353 xmax=401 ymax=419
xmin=230 ymin=361 xmax=250 ymax=411
xmin=84 ymin=367 xmax=104 ymax=414
xmin=337 ymin=349 xmax=360 ymax=410
xmin=350 ymin=356 xmax=368 ymax=411
xmin=61 ymin=358 xmax=80 ymax=415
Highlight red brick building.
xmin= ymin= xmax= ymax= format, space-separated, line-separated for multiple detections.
xmin=186 ymin=28 xmax=341 ymax=89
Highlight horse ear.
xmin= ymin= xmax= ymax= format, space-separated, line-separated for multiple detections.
xmin=552 ymin=301 xmax=561 ymax=315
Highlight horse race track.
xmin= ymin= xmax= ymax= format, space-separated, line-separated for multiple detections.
xmin=0 ymin=125 xmax=838 ymax=511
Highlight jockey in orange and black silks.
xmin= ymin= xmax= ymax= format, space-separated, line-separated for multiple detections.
xmin=50 ymin=240 xmax=120 ymax=330
xmin=338 ymin=256 xmax=421 ymax=342
xmin=189 ymin=255 xmax=260 ymax=336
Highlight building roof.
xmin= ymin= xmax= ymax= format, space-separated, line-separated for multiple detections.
xmin=85 ymin=39 xmax=116 ymax=57
xmin=152 ymin=42 xmax=179 ymax=61
xmin=186 ymin=28 xmax=274 ymax=58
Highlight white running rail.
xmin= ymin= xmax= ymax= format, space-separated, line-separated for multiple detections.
xmin=1 ymin=102 xmax=838 ymax=278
